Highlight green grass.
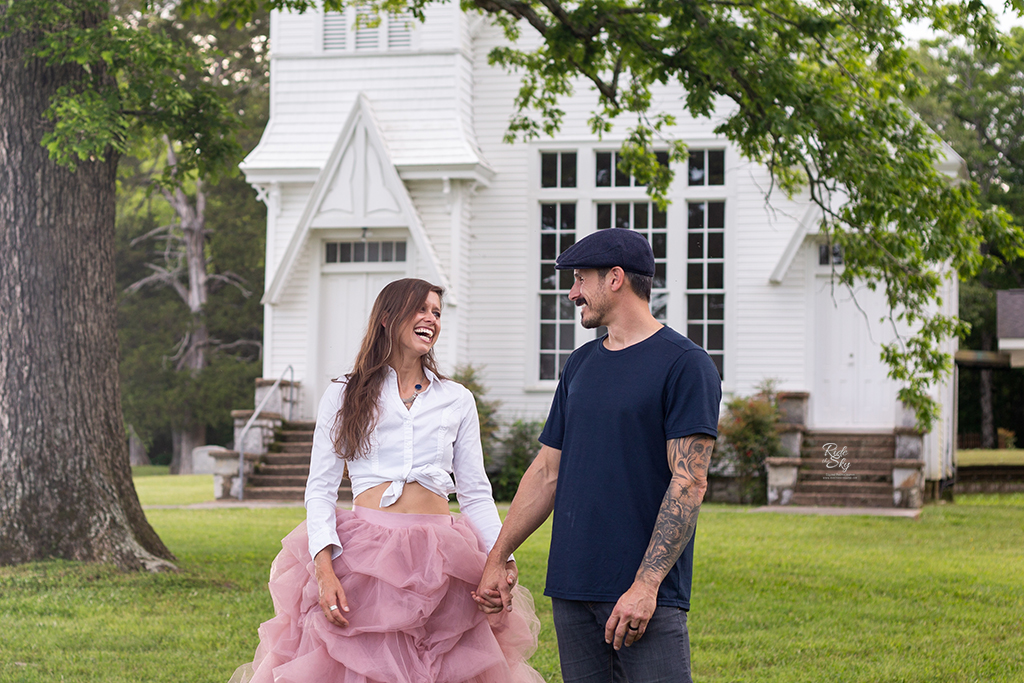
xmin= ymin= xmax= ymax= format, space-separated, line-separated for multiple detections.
xmin=133 ymin=470 xmax=215 ymax=506
xmin=1 ymin=484 xmax=1022 ymax=682
xmin=956 ymin=448 xmax=1024 ymax=466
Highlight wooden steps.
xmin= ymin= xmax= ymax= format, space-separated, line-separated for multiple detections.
xmin=244 ymin=420 xmax=351 ymax=502
xmin=785 ymin=431 xmax=921 ymax=508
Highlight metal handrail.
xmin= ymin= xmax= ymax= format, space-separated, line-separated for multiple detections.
xmin=237 ymin=365 xmax=295 ymax=500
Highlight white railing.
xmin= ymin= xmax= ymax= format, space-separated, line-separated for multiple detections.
xmin=237 ymin=365 xmax=295 ymax=501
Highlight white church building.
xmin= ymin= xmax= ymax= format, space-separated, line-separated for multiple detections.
xmin=236 ymin=3 xmax=958 ymax=506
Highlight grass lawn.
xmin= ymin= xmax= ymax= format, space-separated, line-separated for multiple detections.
xmin=0 ymin=482 xmax=1021 ymax=682
xmin=956 ymin=449 xmax=1024 ymax=466
xmin=132 ymin=465 xmax=216 ymax=506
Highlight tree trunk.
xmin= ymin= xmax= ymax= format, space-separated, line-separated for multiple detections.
xmin=169 ymin=423 xmax=206 ymax=475
xmin=0 ymin=10 xmax=175 ymax=571
xmin=128 ymin=427 xmax=150 ymax=467
xmin=980 ymin=331 xmax=995 ymax=450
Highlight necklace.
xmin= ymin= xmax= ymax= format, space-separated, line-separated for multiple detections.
xmin=401 ymin=383 xmax=424 ymax=407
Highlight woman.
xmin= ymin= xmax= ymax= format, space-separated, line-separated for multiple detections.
xmin=230 ymin=279 xmax=542 ymax=683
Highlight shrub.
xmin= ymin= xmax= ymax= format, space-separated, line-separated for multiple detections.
xmin=490 ymin=420 xmax=544 ymax=502
xmin=715 ymin=381 xmax=786 ymax=504
xmin=451 ymin=364 xmax=501 ymax=467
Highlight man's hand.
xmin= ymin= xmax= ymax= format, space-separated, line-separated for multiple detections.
xmin=472 ymin=558 xmax=517 ymax=613
xmin=604 ymin=579 xmax=658 ymax=650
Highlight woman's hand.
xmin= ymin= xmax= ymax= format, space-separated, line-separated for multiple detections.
xmin=473 ymin=558 xmax=518 ymax=614
xmin=314 ymin=547 xmax=350 ymax=627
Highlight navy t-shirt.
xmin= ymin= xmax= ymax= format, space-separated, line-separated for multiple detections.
xmin=539 ymin=326 xmax=722 ymax=609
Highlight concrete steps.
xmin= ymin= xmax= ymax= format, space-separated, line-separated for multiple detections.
xmin=244 ymin=421 xmax=351 ymax=502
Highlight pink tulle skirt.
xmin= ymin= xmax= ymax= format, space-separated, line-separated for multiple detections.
xmin=229 ymin=506 xmax=544 ymax=683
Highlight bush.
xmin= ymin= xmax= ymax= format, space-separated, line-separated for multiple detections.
xmin=490 ymin=420 xmax=544 ymax=502
xmin=451 ymin=365 xmax=501 ymax=467
xmin=715 ymin=381 xmax=786 ymax=504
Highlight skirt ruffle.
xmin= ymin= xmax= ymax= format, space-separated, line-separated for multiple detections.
xmin=229 ymin=507 xmax=544 ymax=683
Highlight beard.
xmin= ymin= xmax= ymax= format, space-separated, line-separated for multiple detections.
xmin=578 ymin=297 xmax=609 ymax=329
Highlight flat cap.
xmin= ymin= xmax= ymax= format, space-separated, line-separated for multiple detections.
xmin=555 ymin=228 xmax=655 ymax=277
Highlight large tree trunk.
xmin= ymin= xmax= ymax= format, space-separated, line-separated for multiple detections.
xmin=0 ymin=10 xmax=175 ymax=571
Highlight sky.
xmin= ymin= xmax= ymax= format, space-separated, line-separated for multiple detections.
xmin=901 ymin=0 xmax=1024 ymax=43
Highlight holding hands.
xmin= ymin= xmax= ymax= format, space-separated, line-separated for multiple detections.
xmin=472 ymin=558 xmax=518 ymax=614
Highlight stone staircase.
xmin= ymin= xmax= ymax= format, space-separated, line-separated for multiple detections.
xmin=243 ymin=420 xmax=352 ymax=502
xmin=789 ymin=432 xmax=900 ymax=507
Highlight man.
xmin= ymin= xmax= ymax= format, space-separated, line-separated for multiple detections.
xmin=473 ymin=228 xmax=722 ymax=682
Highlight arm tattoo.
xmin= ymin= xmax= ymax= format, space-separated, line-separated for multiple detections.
xmin=636 ymin=435 xmax=714 ymax=585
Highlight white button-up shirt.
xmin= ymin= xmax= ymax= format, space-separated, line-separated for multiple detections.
xmin=304 ymin=367 xmax=503 ymax=562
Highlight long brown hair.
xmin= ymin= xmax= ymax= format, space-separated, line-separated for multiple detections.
xmin=332 ymin=278 xmax=446 ymax=460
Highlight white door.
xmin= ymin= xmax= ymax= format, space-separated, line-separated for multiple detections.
xmin=316 ymin=270 xmax=405 ymax=401
xmin=813 ymin=276 xmax=896 ymax=429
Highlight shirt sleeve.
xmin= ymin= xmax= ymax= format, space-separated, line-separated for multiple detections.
xmin=450 ymin=389 xmax=510 ymax=560
xmin=663 ymin=348 xmax=723 ymax=440
xmin=304 ymin=382 xmax=347 ymax=562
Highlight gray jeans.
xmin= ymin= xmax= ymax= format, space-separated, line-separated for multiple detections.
xmin=551 ymin=598 xmax=692 ymax=682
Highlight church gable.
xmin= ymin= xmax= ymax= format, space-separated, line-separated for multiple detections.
xmin=263 ymin=94 xmax=448 ymax=305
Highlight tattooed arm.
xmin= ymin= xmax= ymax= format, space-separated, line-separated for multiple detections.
xmin=604 ymin=434 xmax=714 ymax=650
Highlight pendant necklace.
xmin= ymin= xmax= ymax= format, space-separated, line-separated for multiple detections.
xmin=402 ymin=383 xmax=424 ymax=407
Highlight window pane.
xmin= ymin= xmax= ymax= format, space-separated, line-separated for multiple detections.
xmin=559 ymin=323 xmax=575 ymax=350
xmin=561 ymin=152 xmax=577 ymax=188
xmin=652 ymin=205 xmax=666 ymax=229
xmin=688 ymin=233 xmax=703 ymax=259
xmin=615 ymin=203 xmax=631 ymax=229
xmin=708 ymin=263 xmax=724 ymax=289
xmin=541 ymin=203 xmax=556 ymax=230
xmin=687 ymin=324 xmax=704 ymax=347
xmin=540 ymin=324 xmax=556 ymax=349
xmin=708 ymin=233 xmax=724 ymax=259
xmin=819 ymin=244 xmax=830 ymax=265
xmin=340 ymin=243 xmax=352 ymax=262
xmin=614 ymin=152 xmax=630 ymax=187
xmin=596 ymin=203 xmax=612 ymax=229
xmin=653 ymin=263 xmax=666 ymax=289
xmin=688 ymin=203 xmax=704 ymax=230
xmin=561 ymin=203 xmax=576 ymax=230
xmin=560 ymin=297 xmax=576 ymax=320
xmin=541 ymin=294 xmax=557 ymax=320
xmin=541 ymin=234 xmax=557 ymax=260
xmin=707 ymin=324 xmax=724 ymax=350
xmin=688 ymin=151 xmax=705 ymax=185
xmin=708 ymin=150 xmax=725 ymax=185
xmin=395 ymin=241 xmax=406 ymax=261
xmin=540 ymin=354 xmax=556 ymax=380
xmin=656 ymin=150 xmax=669 ymax=168
xmin=652 ymin=232 xmax=667 ymax=259
xmin=326 ymin=243 xmax=338 ymax=263
xmin=711 ymin=354 xmax=724 ymax=379
xmin=634 ymin=203 xmax=649 ymax=230
xmin=651 ymin=292 xmax=668 ymax=320
xmin=832 ymin=245 xmax=844 ymax=265
xmin=558 ymin=353 xmax=570 ymax=377
xmin=688 ymin=263 xmax=703 ymax=289
xmin=559 ymin=268 xmax=575 ymax=290
xmin=354 ymin=242 xmax=366 ymax=262
xmin=560 ymin=232 xmax=576 ymax=253
xmin=688 ymin=294 xmax=704 ymax=320
xmin=382 ymin=242 xmax=393 ymax=261
xmin=708 ymin=294 xmax=725 ymax=320
xmin=596 ymin=152 xmax=612 ymax=187
xmin=367 ymin=242 xmax=380 ymax=262
xmin=708 ymin=202 xmax=725 ymax=229
xmin=541 ymin=264 xmax=557 ymax=289
xmin=541 ymin=153 xmax=558 ymax=188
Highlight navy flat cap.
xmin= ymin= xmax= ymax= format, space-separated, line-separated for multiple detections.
xmin=555 ymin=228 xmax=655 ymax=277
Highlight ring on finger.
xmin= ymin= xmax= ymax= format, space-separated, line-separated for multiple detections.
xmin=329 ymin=605 xmax=339 ymax=612
xmin=627 ymin=623 xmax=640 ymax=631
